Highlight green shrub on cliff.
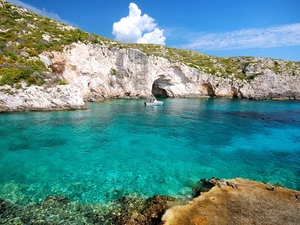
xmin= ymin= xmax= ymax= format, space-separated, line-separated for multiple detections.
xmin=0 ymin=59 xmax=47 ymax=86
xmin=0 ymin=67 xmax=37 ymax=86
xmin=4 ymin=51 xmax=18 ymax=61
xmin=0 ymin=68 xmax=21 ymax=86
xmin=58 ymin=80 xmax=68 ymax=85
xmin=26 ymin=75 xmax=39 ymax=85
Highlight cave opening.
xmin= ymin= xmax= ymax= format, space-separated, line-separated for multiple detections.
xmin=151 ymin=79 xmax=168 ymax=98
xmin=202 ymin=83 xmax=215 ymax=97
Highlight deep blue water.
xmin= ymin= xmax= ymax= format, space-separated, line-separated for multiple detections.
xmin=0 ymin=98 xmax=299 ymax=204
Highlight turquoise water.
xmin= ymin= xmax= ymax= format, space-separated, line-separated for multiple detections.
xmin=0 ymin=98 xmax=299 ymax=204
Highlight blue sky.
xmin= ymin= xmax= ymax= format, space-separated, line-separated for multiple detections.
xmin=7 ymin=0 xmax=300 ymax=61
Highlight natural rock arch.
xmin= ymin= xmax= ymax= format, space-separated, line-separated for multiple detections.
xmin=201 ymin=82 xmax=215 ymax=97
xmin=151 ymin=78 xmax=168 ymax=97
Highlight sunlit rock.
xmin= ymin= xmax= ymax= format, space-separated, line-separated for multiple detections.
xmin=162 ymin=178 xmax=300 ymax=225
xmin=45 ymin=42 xmax=300 ymax=101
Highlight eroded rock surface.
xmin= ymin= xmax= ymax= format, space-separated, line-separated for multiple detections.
xmin=0 ymin=83 xmax=86 ymax=112
xmin=162 ymin=178 xmax=300 ymax=225
xmin=44 ymin=43 xmax=300 ymax=101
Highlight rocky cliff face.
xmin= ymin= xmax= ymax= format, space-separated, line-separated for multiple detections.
xmin=44 ymin=43 xmax=213 ymax=101
xmin=43 ymin=42 xmax=300 ymax=102
xmin=1 ymin=42 xmax=300 ymax=112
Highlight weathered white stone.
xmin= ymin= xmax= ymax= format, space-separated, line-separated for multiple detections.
xmin=47 ymin=42 xmax=300 ymax=101
xmin=0 ymin=83 xmax=86 ymax=112
xmin=42 ymin=34 xmax=51 ymax=42
xmin=48 ymin=43 xmax=215 ymax=99
xmin=39 ymin=55 xmax=52 ymax=67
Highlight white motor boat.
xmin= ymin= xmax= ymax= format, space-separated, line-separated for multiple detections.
xmin=144 ymin=98 xmax=164 ymax=106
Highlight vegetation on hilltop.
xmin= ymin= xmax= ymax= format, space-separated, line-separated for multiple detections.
xmin=0 ymin=1 xmax=111 ymax=86
xmin=0 ymin=0 xmax=299 ymax=87
xmin=111 ymin=43 xmax=300 ymax=80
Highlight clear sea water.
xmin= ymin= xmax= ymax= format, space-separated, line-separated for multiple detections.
xmin=0 ymin=98 xmax=299 ymax=205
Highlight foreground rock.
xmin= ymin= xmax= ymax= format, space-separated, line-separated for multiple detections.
xmin=162 ymin=178 xmax=300 ymax=225
xmin=0 ymin=83 xmax=86 ymax=112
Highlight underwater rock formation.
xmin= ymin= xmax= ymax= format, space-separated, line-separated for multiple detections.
xmin=0 ymin=194 xmax=174 ymax=225
xmin=1 ymin=178 xmax=299 ymax=224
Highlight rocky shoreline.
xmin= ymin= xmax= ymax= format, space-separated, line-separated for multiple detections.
xmin=1 ymin=42 xmax=300 ymax=113
xmin=1 ymin=178 xmax=299 ymax=224
xmin=1 ymin=41 xmax=300 ymax=113
xmin=0 ymin=83 xmax=87 ymax=113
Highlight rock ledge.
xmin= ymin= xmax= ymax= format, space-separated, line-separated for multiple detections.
xmin=162 ymin=178 xmax=300 ymax=225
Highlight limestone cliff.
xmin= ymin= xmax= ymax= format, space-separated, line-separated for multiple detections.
xmin=44 ymin=43 xmax=214 ymax=101
xmin=0 ymin=83 xmax=86 ymax=112
xmin=43 ymin=42 xmax=300 ymax=102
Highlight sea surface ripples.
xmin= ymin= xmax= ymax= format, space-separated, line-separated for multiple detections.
xmin=0 ymin=98 xmax=299 ymax=204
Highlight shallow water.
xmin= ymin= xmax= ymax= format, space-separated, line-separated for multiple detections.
xmin=0 ymin=98 xmax=299 ymax=204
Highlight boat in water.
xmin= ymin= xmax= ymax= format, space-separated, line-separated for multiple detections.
xmin=144 ymin=97 xmax=164 ymax=106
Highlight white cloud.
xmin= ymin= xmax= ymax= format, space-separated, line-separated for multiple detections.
xmin=112 ymin=3 xmax=166 ymax=45
xmin=7 ymin=0 xmax=67 ymax=24
xmin=183 ymin=23 xmax=300 ymax=51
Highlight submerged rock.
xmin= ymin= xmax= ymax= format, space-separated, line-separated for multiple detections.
xmin=87 ymin=195 xmax=175 ymax=225
xmin=1 ymin=179 xmax=299 ymax=224
xmin=44 ymin=195 xmax=70 ymax=205
xmin=0 ymin=194 xmax=176 ymax=225
xmin=0 ymin=199 xmax=19 ymax=224
xmin=0 ymin=198 xmax=15 ymax=215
